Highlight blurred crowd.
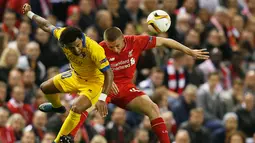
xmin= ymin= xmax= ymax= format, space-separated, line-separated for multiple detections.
xmin=0 ymin=0 xmax=255 ymax=143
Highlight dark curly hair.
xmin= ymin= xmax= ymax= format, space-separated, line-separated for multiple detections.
xmin=59 ymin=27 xmax=83 ymax=46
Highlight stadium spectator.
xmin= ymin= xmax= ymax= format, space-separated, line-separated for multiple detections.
xmin=124 ymin=23 xmax=137 ymax=35
xmin=226 ymin=131 xmax=246 ymax=143
xmin=198 ymin=48 xmax=230 ymax=89
xmin=90 ymin=111 xmax=105 ymax=135
xmin=177 ymin=0 xmax=197 ymax=16
xmin=197 ymin=72 xmax=225 ymax=131
xmin=171 ymin=84 xmax=197 ymax=126
xmin=152 ymin=86 xmax=173 ymax=113
xmin=139 ymin=67 xmax=165 ymax=97
xmin=105 ymin=107 xmax=134 ymax=143
xmin=184 ymin=55 xmax=204 ymax=87
xmin=211 ymin=112 xmax=238 ymax=143
xmin=142 ymin=0 xmax=158 ymax=16
xmin=235 ymin=93 xmax=255 ymax=137
xmin=78 ymin=0 xmax=96 ymax=31
xmin=140 ymin=116 xmax=157 ymax=143
xmin=133 ymin=128 xmax=150 ymax=143
xmin=123 ymin=0 xmax=144 ymax=24
xmin=6 ymin=113 xmax=26 ymax=141
xmin=0 ymin=107 xmax=15 ymax=143
xmin=164 ymin=50 xmax=187 ymax=95
xmin=203 ymin=29 xmax=232 ymax=61
xmin=6 ymin=69 xmax=23 ymax=101
xmin=17 ymin=41 xmax=46 ymax=85
xmin=162 ymin=0 xmax=177 ymax=39
xmin=0 ymin=81 xmax=7 ymax=107
xmin=136 ymin=48 xmax=157 ymax=83
xmin=244 ymin=70 xmax=255 ymax=95
xmin=41 ymin=132 xmax=56 ymax=143
xmin=180 ymin=108 xmax=210 ymax=143
xmin=31 ymin=89 xmax=47 ymax=111
xmin=6 ymin=0 xmax=29 ymax=16
xmin=174 ymin=129 xmax=190 ymax=143
xmin=184 ymin=29 xmax=201 ymax=49
xmin=0 ymin=9 xmax=18 ymax=41
xmin=8 ymin=32 xmax=30 ymax=55
xmin=24 ymin=110 xmax=47 ymax=142
xmin=106 ymin=0 xmax=131 ymax=31
xmin=228 ymin=51 xmax=245 ymax=80
xmin=19 ymin=130 xmax=36 ymax=143
xmin=0 ymin=48 xmax=20 ymax=83
xmin=85 ymin=26 xmax=99 ymax=42
xmin=91 ymin=135 xmax=107 ymax=143
xmin=18 ymin=21 xmax=32 ymax=37
xmin=66 ymin=5 xmax=80 ymax=27
xmin=23 ymin=69 xmax=37 ymax=104
xmin=175 ymin=13 xmax=191 ymax=43
xmin=35 ymin=28 xmax=67 ymax=68
xmin=162 ymin=111 xmax=175 ymax=142
xmin=7 ymin=85 xmax=33 ymax=124
xmin=95 ymin=10 xmax=113 ymax=41
xmin=220 ymin=78 xmax=244 ymax=113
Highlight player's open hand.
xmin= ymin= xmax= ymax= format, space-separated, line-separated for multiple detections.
xmin=190 ymin=49 xmax=209 ymax=60
xmin=110 ymin=82 xmax=119 ymax=95
xmin=95 ymin=100 xmax=108 ymax=117
xmin=22 ymin=3 xmax=31 ymax=15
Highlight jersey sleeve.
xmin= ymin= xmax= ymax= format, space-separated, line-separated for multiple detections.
xmin=134 ymin=35 xmax=156 ymax=51
xmin=89 ymin=39 xmax=110 ymax=72
xmin=51 ymin=27 xmax=66 ymax=40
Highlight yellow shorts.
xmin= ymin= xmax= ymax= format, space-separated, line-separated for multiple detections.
xmin=53 ymin=70 xmax=103 ymax=105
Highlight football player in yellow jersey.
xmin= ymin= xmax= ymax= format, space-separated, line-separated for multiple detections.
xmin=22 ymin=3 xmax=113 ymax=143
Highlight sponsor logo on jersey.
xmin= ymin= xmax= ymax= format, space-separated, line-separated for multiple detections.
xmin=109 ymin=57 xmax=115 ymax=61
xmin=128 ymin=50 xmax=133 ymax=57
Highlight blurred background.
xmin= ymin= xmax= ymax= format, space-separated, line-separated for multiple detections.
xmin=0 ymin=0 xmax=254 ymax=143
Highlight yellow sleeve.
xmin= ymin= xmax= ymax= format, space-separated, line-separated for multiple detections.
xmin=87 ymin=38 xmax=110 ymax=72
xmin=51 ymin=27 xmax=66 ymax=40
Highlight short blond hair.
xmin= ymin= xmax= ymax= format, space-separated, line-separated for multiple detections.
xmin=6 ymin=113 xmax=26 ymax=129
xmin=91 ymin=135 xmax=107 ymax=143
xmin=0 ymin=48 xmax=20 ymax=68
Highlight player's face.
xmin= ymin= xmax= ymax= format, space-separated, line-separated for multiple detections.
xmin=106 ymin=36 xmax=125 ymax=54
xmin=67 ymin=38 xmax=83 ymax=56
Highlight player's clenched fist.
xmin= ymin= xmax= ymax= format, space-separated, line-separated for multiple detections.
xmin=22 ymin=3 xmax=31 ymax=15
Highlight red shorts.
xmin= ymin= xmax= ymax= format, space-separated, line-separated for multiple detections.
xmin=107 ymin=83 xmax=145 ymax=109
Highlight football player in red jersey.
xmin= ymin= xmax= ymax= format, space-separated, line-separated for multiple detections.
xmin=98 ymin=27 xmax=209 ymax=143
xmin=70 ymin=27 xmax=209 ymax=143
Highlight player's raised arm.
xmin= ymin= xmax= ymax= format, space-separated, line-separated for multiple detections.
xmin=156 ymin=37 xmax=209 ymax=60
xmin=22 ymin=3 xmax=55 ymax=33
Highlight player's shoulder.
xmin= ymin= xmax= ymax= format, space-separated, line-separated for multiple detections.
xmin=99 ymin=41 xmax=107 ymax=47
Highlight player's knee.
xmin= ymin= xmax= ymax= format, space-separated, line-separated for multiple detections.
xmin=71 ymin=105 xmax=84 ymax=114
xmin=40 ymin=82 xmax=48 ymax=94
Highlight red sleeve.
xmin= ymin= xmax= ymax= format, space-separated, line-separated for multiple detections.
xmin=134 ymin=35 xmax=156 ymax=51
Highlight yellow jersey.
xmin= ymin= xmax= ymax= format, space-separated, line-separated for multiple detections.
xmin=52 ymin=27 xmax=110 ymax=81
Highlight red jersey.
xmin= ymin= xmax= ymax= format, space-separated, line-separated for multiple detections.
xmin=100 ymin=35 xmax=156 ymax=84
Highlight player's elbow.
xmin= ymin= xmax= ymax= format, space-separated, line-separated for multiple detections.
xmin=105 ymin=68 xmax=114 ymax=80
xmin=156 ymin=37 xmax=168 ymax=47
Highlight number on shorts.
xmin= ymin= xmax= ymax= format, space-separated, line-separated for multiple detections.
xmin=129 ymin=88 xmax=141 ymax=92
xmin=61 ymin=71 xmax=72 ymax=79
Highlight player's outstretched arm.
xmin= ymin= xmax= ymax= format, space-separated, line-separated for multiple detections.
xmin=156 ymin=37 xmax=209 ymax=59
xmin=22 ymin=3 xmax=55 ymax=33
xmin=95 ymin=68 xmax=114 ymax=117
